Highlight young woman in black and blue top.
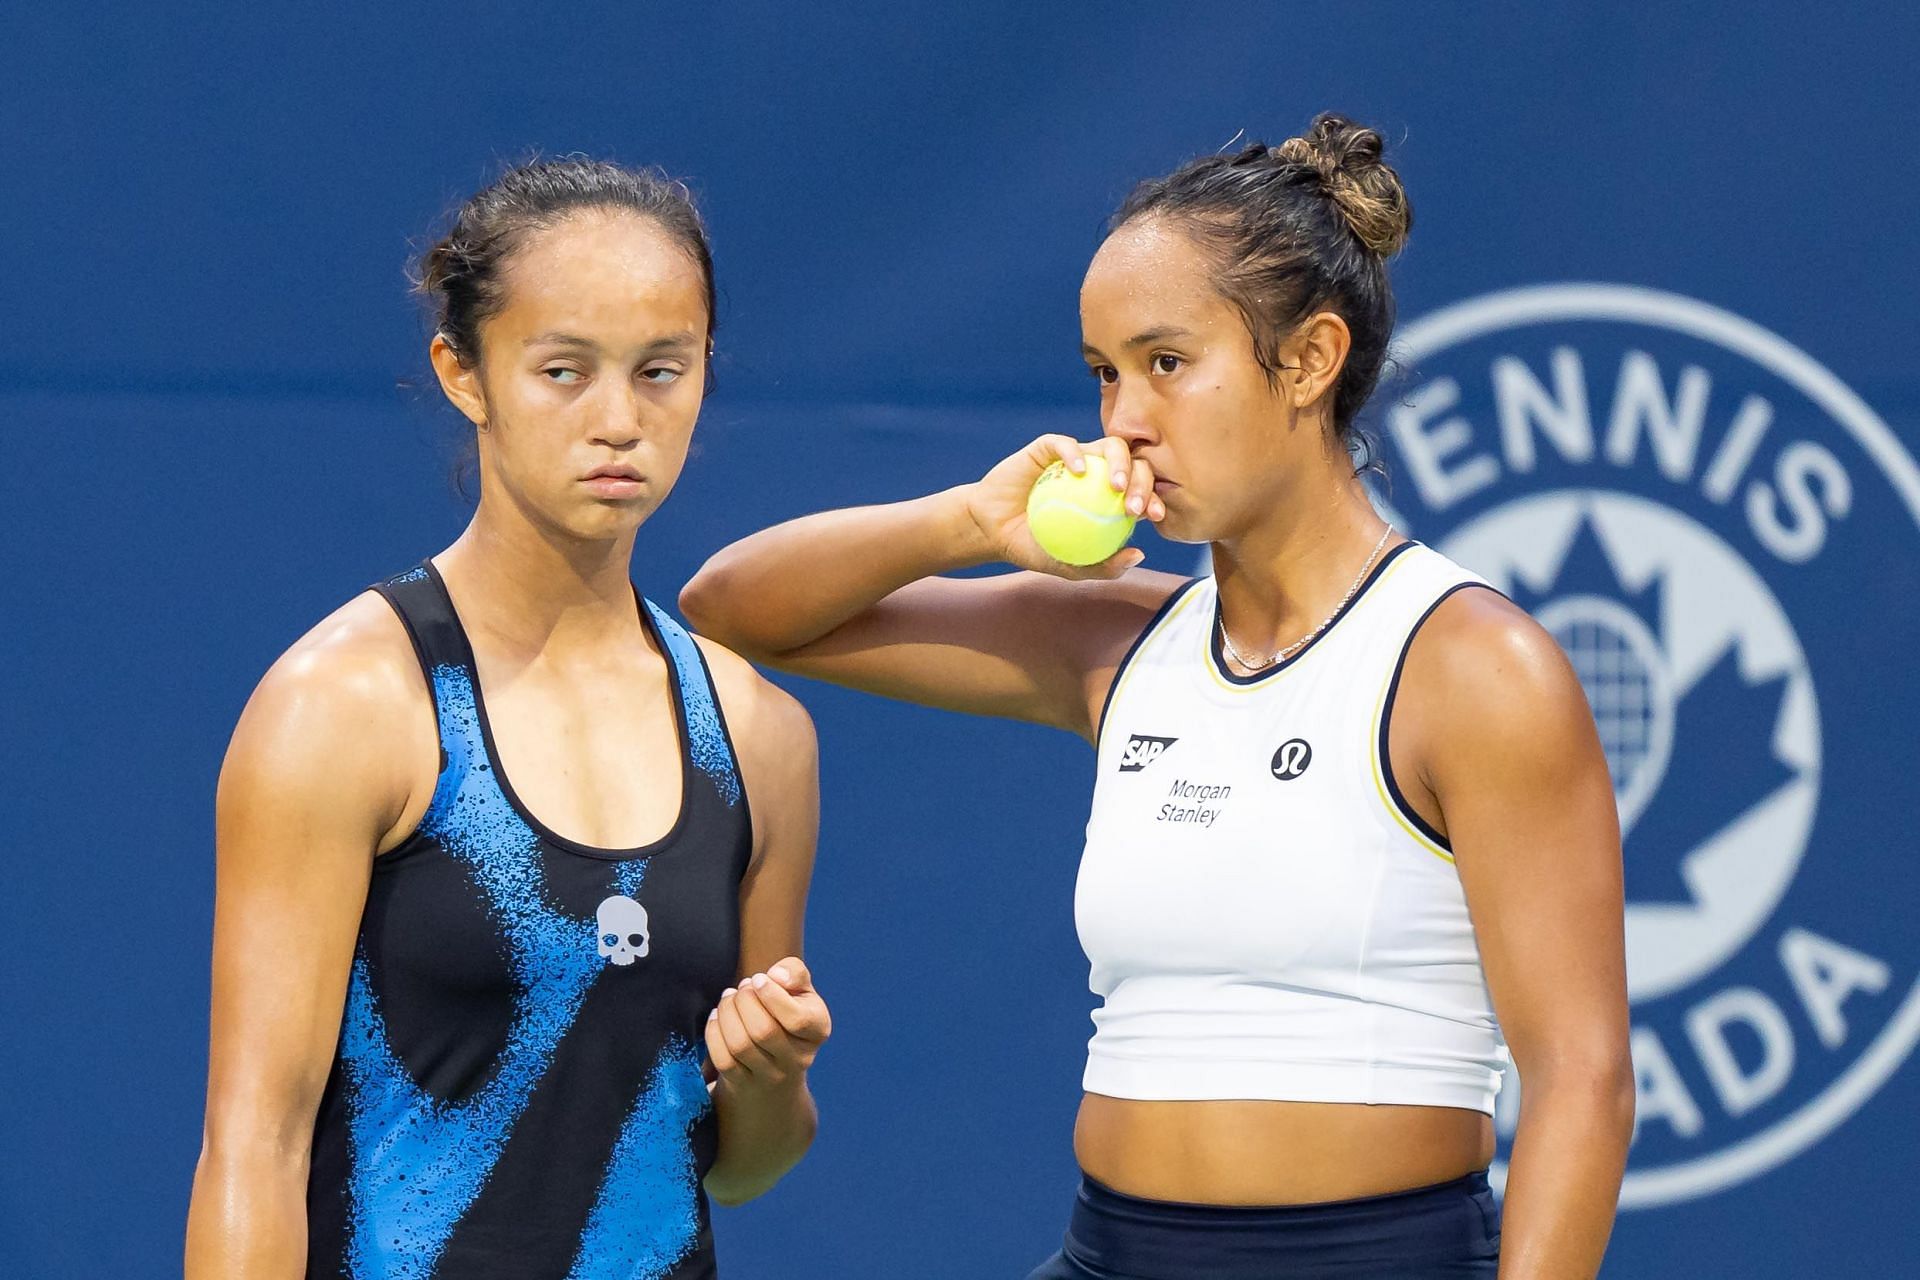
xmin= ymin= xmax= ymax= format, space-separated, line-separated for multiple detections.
xmin=185 ymin=159 xmax=829 ymax=1279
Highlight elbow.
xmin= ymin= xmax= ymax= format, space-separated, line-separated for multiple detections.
xmin=679 ymin=558 xmax=760 ymax=656
xmin=704 ymin=1179 xmax=756 ymax=1210
xmin=1518 ymin=1044 xmax=1638 ymax=1140
xmin=197 ymin=1119 xmax=313 ymax=1179
xmin=677 ymin=562 xmax=731 ymax=643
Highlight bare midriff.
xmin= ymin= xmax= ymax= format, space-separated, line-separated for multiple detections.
xmin=1074 ymin=1094 xmax=1495 ymax=1206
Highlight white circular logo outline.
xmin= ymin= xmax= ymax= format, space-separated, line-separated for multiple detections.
xmin=1397 ymin=283 xmax=1920 ymax=1207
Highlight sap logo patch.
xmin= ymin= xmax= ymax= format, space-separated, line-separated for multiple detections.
xmin=1118 ymin=735 xmax=1178 ymax=772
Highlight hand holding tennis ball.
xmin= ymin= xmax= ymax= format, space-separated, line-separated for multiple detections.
xmin=1026 ymin=459 xmax=1137 ymax=565
xmin=962 ymin=436 xmax=1162 ymax=576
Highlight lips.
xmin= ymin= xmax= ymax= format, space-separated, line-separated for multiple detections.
xmin=583 ymin=464 xmax=645 ymax=498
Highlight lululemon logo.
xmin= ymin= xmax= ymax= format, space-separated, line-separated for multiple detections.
xmin=1270 ymin=739 xmax=1313 ymax=780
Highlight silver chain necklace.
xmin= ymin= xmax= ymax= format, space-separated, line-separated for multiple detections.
xmin=1218 ymin=526 xmax=1395 ymax=674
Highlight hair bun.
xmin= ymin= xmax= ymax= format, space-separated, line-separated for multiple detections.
xmin=1272 ymin=113 xmax=1411 ymax=258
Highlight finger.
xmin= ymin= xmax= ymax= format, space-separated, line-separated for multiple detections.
xmin=731 ymin=982 xmax=788 ymax=1050
xmin=1033 ymin=434 xmax=1087 ymax=475
xmin=1068 ymin=547 xmax=1147 ymax=581
xmin=1125 ymin=456 xmax=1156 ymax=518
xmin=717 ymin=994 xmax=775 ymax=1073
xmin=704 ymin=1009 xmax=738 ymax=1077
xmin=765 ymin=957 xmax=813 ymax=994
xmin=1098 ymin=437 xmax=1133 ymax=495
xmin=748 ymin=972 xmax=831 ymax=1043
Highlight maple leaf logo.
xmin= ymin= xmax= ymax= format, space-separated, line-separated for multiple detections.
xmin=1509 ymin=519 xmax=1797 ymax=906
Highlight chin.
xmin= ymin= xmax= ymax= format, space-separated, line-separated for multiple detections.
xmin=1151 ymin=509 xmax=1209 ymax=547
xmin=565 ymin=501 xmax=654 ymax=542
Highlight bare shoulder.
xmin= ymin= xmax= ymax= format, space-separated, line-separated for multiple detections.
xmin=693 ymin=636 xmax=815 ymax=745
xmin=246 ymin=591 xmax=423 ymax=730
xmin=691 ymin=636 xmax=819 ymax=864
xmin=1404 ymin=585 xmax=1597 ymax=771
xmin=223 ymin=591 xmax=431 ymax=815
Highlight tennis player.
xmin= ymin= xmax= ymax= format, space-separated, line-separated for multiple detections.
xmin=682 ymin=116 xmax=1631 ymax=1278
xmin=186 ymin=158 xmax=829 ymax=1279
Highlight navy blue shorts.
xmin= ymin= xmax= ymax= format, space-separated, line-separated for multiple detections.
xmin=1026 ymin=1171 xmax=1500 ymax=1279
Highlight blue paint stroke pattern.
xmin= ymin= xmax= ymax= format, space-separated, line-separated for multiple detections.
xmin=339 ymin=663 xmax=603 ymax=1278
xmin=566 ymin=1037 xmax=710 ymax=1280
xmin=645 ymin=602 xmax=741 ymax=808
xmin=617 ymin=858 xmax=647 ymax=898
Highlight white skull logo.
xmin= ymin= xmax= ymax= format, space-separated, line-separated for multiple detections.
xmin=595 ymin=894 xmax=651 ymax=966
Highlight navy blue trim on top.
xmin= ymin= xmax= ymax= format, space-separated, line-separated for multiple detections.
xmin=371 ymin=565 xmax=449 ymax=778
xmin=1376 ymin=581 xmax=1508 ymax=853
xmin=651 ymin=595 xmax=756 ymax=856
xmin=1208 ymin=540 xmax=1417 ymax=687
xmin=1094 ymin=577 xmax=1205 ymax=748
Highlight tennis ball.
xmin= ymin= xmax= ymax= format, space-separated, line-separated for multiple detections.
xmin=1025 ymin=459 xmax=1138 ymax=566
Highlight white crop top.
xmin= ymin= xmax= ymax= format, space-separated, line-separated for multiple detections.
xmin=1075 ymin=542 xmax=1510 ymax=1114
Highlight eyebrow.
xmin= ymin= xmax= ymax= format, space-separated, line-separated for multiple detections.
xmin=1081 ymin=325 xmax=1197 ymax=358
xmin=522 ymin=330 xmax=703 ymax=353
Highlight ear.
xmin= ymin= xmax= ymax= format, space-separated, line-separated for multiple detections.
xmin=429 ymin=332 xmax=489 ymax=429
xmin=1277 ymin=311 xmax=1352 ymax=414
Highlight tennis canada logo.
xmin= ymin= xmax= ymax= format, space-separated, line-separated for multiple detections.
xmin=1382 ymin=284 xmax=1919 ymax=1209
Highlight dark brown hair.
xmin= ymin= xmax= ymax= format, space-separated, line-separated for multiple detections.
xmin=1111 ymin=113 xmax=1412 ymax=465
xmin=417 ymin=156 xmax=717 ymax=372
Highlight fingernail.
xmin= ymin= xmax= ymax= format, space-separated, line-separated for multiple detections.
xmin=751 ymin=973 xmax=768 ymax=989
xmin=1128 ymin=496 xmax=1144 ymax=515
xmin=1068 ymin=456 xmax=1085 ymax=472
xmin=721 ymin=987 xmax=736 ymax=999
xmin=1112 ymin=471 xmax=1127 ymax=491
xmin=769 ymin=964 xmax=791 ymax=984
xmin=708 ymin=1008 xmax=718 ymax=1021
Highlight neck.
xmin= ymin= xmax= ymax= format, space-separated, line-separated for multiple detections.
xmin=436 ymin=485 xmax=643 ymax=655
xmin=1209 ymin=462 xmax=1392 ymax=658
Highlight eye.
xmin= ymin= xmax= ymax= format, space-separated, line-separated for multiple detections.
xmin=543 ymin=367 xmax=584 ymax=384
xmin=1089 ymin=364 xmax=1118 ymax=386
xmin=1151 ymin=353 xmax=1184 ymax=375
xmin=639 ymin=365 xmax=683 ymax=384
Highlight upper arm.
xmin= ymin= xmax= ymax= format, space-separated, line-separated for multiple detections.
xmin=702 ymin=643 xmax=820 ymax=974
xmin=1404 ymin=591 xmax=1630 ymax=1075
xmin=203 ymin=597 xmax=430 ymax=1153
xmin=763 ymin=568 xmax=1187 ymax=739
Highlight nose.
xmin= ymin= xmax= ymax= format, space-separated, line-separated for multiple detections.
xmin=590 ymin=381 xmax=644 ymax=449
xmin=1104 ymin=381 xmax=1159 ymax=448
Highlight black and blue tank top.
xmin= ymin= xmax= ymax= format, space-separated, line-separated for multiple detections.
xmin=306 ymin=562 xmax=751 ymax=1279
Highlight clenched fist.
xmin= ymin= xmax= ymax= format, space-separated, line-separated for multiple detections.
xmin=706 ymin=957 xmax=831 ymax=1090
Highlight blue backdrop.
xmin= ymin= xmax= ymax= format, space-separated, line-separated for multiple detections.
xmin=5 ymin=4 xmax=1916 ymax=1276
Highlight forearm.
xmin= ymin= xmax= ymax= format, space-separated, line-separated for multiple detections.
xmin=703 ymin=1074 xmax=819 ymax=1206
xmin=1496 ymin=1064 xmax=1636 ymax=1279
xmin=681 ymin=486 xmax=990 ymax=657
xmin=185 ymin=1146 xmax=310 ymax=1279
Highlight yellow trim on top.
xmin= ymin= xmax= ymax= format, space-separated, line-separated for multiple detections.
xmin=1202 ymin=544 xmax=1424 ymax=694
xmin=1097 ymin=582 xmax=1208 ymax=752
xmin=1370 ymin=664 xmax=1456 ymax=865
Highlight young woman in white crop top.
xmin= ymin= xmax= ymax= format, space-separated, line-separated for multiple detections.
xmin=684 ymin=114 xmax=1633 ymax=1279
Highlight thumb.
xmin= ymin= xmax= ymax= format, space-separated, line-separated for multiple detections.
xmin=765 ymin=956 xmax=812 ymax=994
